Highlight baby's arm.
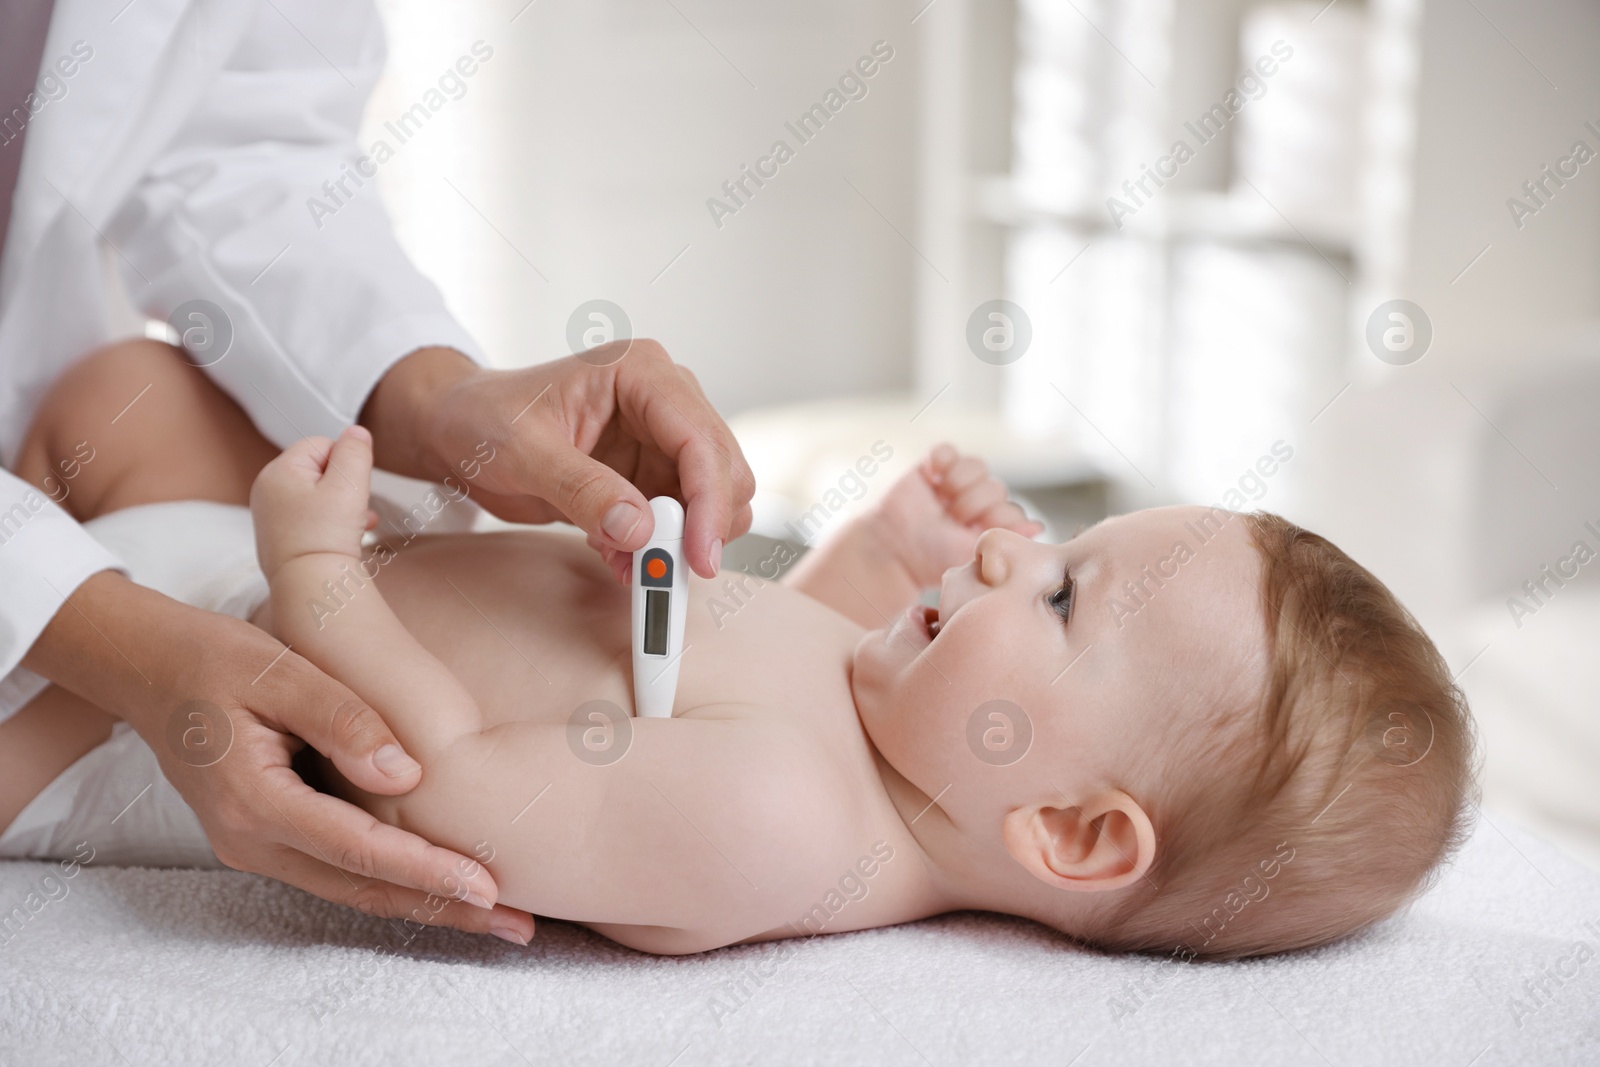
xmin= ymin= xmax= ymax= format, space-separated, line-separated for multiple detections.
xmin=251 ymin=428 xmax=480 ymax=758
xmin=396 ymin=709 xmax=853 ymax=953
xmin=785 ymin=444 xmax=1041 ymax=628
xmin=783 ymin=512 xmax=921 ymax=630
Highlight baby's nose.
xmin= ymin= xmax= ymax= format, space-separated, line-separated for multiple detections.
xmin=976 ymin=527 xmax=1029 ymax=585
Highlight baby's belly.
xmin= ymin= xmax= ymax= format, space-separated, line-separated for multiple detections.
xmin=371 ymin=529 xmax=864 ymax=732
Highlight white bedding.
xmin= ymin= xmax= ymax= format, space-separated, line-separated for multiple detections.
xmin=2 ymin=813 xmax=1596 ymax=1065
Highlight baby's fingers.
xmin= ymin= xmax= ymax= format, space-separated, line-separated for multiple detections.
xmin=922 ymin=444 xmax=1038 ymax=533
xmin=974 ymin=499 xmax=1044 ymax=537
xmin=948 ymin=473 xmax=1008 ymax=524
xmin=293 ymin=427 xmax=375 ymax=521
xmin=322 ymin=425 xmax=373 ymax=488
xmin=923 ymin=442 xmax=960 ymax=483
xmin=272 ymin=435 xmax=338 ymax=482
xmin=938 ymin=455 xmax=994 ymax=500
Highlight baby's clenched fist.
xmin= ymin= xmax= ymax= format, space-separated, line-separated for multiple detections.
xmin=868 ymin=443 xmax=1043 ymax=589
xmin=250 ymin=427 xmax=376 ymax=578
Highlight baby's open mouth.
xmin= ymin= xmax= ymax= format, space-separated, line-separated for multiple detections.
xmin=889 ymin=599 xmax=950 ymax=649
xmin=889 ymin=602 xmax=942 ymax=647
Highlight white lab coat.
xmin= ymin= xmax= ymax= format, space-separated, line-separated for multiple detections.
xmin=0 ymin=0 xmax=484 ymax=683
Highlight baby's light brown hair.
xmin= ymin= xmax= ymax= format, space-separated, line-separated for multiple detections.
xmin=1083 ymin=510 xmax=1478 ymax=961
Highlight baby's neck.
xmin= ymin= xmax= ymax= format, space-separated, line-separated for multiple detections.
xmin=865 ymin=742 xmax=1089 ymax=939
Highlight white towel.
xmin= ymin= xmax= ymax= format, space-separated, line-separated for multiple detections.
xmin=1 ymin=813 xmax=1595 ymax=1065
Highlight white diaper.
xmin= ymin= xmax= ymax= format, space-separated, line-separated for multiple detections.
xmin=0 ymin=721 xmax=223 ymax=868
xmin=0 ymin=500 xmax=267 ymax=868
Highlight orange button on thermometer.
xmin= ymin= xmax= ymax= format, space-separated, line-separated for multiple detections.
xmin=632 ymin=498 xmax=687 ymax=718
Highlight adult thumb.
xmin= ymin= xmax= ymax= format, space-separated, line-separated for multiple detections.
xmin=271 ymin=655 xmax=421 ymax=797
xmin=529 ymin=443 xmax=655 ymax=552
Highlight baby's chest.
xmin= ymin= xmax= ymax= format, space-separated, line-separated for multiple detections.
xmin=675 ymin=575 xmax=862 ymax=727
xmin=382 ymin=536 xmax=861 ymax=735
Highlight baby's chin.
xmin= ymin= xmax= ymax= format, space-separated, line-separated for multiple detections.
xmin=846 ymin=627 xmax=900 ymax=724
xmin=846 ymin=628 xmax=879 ymax=698
xmin=849 ymin=615 xmax=911 ymax=679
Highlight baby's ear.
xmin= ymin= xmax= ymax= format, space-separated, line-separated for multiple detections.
xmin=1001 ymin=789 xmax=1155 ymax=893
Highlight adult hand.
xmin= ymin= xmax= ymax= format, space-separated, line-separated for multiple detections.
xmin=361 ymin=343 xmax=755 ymax=583
xmin=23 ymin=571 xmax=536 ymax=945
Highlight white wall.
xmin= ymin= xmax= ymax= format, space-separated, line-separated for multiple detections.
xmin=1406 ymin=0 xmax=1600 ymax=337
xmin=1296 ymin=0 xmax=1600 ymax=633
xmin=368 ymin=0 xmax=923 ymax=418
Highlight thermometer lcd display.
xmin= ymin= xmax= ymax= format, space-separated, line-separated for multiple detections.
xmin=644 ymin=589 xmax=669 ymax=656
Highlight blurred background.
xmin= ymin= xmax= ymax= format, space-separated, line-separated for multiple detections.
xmin=362 ymin=0 xmax=1600 ymax=869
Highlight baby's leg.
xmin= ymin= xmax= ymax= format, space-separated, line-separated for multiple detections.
xmin=12 ymin=338 xmax=279 ymax=521
xmin=2 ymin=340 xmax=279 ymax=835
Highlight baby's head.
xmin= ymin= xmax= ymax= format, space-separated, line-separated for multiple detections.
xmin=851 ymin=505 xmax=1476 ymax=960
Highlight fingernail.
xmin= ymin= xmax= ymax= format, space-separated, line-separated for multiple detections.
xmin=373 ymin=743 xmax=421 ymax=778
xmin=709 ymin=538 xmax=723 ymax=575
xmin=601 ymin=501 xmax=644 ymax=545
xmin=490 ymin=923 xmax=530 ymax=946
xmin=347 ymin=424 xmax=372 ymax=444
xmin=462 ymin=891 xmax=493 ymax=910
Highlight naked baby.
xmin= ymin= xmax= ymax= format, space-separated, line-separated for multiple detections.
xmin=3 ymin=346 xmax=1476 ymax=960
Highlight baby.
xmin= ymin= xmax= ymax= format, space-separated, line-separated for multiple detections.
xmin=5 ymin=344 xmax=1477 ymax=960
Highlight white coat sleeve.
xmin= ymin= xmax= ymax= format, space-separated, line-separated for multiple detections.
xmin=109 ymin=0 xmax=488 ymax=448
xmin=0 ymin=467 xmax=124 ymax=683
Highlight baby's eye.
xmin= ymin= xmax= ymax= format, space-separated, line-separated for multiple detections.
xmin=1048 ymin=567 xmax=1075 ymax=624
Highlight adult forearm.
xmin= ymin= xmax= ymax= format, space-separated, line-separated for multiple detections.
xmin=20 ymin=570 xmax=195 ymax=730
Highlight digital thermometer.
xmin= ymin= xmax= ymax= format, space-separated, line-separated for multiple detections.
xmin=632 ymin=496 xmax=688 ymax=718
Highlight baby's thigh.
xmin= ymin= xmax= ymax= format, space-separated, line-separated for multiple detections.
xmin=13 ymin=339 xmax=279 ymax=521
xmin=0 ymin=685 xmax=115 ymax=837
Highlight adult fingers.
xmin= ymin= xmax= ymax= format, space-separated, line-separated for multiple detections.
xmin=256 ymin=762 xmax=502 ymax=909
xmin=517 ymin=418 xmax=657 ymax=554
xmin=459 ymin=483 xmax=565 ymax=526
xmin=674 ymin=405 xmax=755 ymax=577
xmin=619 ymin=354 xmax=753 ymax=577
xmin=252 ymin=651 xmax=422 ymax=797
xmin=607 ymin=552 xmax=630 ymax=585
xmin=726 ymin=500 xmax=754 ymax=544
xmin=585 ymin=531 xmax=632 ymax=585
xmin=258 ymin=847 xmax=534 ymax=944
xmin=643 ymin=367 xmax=748 ymax=579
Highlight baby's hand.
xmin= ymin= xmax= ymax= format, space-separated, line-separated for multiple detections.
xmin=251 ymin=427 xmax=376 ymax=578
xmin=868 ymin=443 xmax=1043 ymax=588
